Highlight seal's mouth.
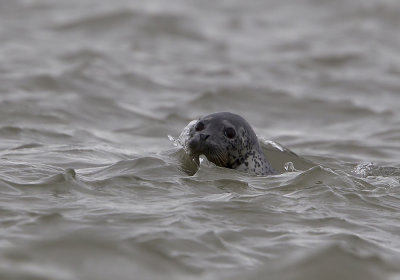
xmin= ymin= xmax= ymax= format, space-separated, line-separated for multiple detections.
xmin=204 ymin=151 xmax=229 ymax=167
xmin=188 ymin=141 xmax=228 ymax=167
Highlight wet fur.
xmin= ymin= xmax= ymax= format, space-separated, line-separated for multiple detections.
xmin=187 ymin=112 xmax=275 ymax=175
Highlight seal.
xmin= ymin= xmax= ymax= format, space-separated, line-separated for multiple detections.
xmin=186 ymin=112 xmax=276 ymax=175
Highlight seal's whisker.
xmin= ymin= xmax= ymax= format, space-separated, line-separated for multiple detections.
xmin=214 ymin=148 xmax=226 ymax=166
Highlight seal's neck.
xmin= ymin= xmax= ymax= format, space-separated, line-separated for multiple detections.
xmin=236 ymin=149 xmax=276 ymax=176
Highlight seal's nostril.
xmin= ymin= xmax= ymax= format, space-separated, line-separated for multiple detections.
xmin=200 ymin=134 xmax=210 ymax=141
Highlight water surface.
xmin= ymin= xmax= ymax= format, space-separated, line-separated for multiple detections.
xmin=1 ymin=0 xmax=400 ymax=279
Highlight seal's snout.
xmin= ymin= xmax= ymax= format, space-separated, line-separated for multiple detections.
xmin=200 ymin=133 xmax=210 ymax=141
xmin=188 ymin=133 xmax=211 ymax=154
xmin=188 ymin=134 xmax=200 ymax=152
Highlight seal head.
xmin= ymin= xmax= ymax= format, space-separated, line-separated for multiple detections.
xmin=187 ymin=112 xmax=275 ymax=175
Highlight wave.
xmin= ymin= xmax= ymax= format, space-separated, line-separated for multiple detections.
xmin=53 ymin=8 xmax=205 ymax=41
xmin=228 ymin=242 xmax=400 ymax=280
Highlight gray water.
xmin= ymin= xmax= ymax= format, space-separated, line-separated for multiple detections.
xmin=1 ymin=0 xmax=400 ymax=279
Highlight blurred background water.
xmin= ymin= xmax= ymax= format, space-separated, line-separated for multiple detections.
xmin=1 ymin=0 xmax=400 ymax=279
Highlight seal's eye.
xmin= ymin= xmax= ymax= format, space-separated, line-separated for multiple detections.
xmin=224 ymin=127 xmax=236 ymax=139
xmin=195 ymin=121 xmax=205 ymax=131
